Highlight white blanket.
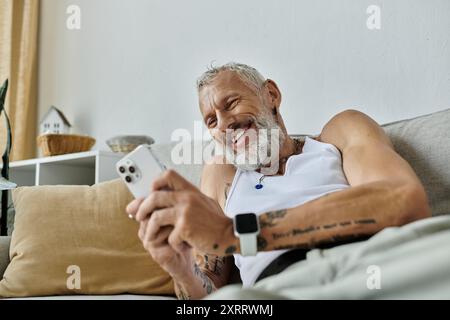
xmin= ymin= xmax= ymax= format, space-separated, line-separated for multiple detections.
xmin=208 ymin=215 xmax=450 ymax=299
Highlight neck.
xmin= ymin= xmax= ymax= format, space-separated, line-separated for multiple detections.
xmin=279 ymin=135 xmax=297 ymax=161
xmin=256 ymin=135 xmax=299 ymax=175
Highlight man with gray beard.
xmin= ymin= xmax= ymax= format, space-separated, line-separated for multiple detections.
xmin=221 ymin=105 xmax=285 ymax=175
xmin=126 ymin=62 xmax=430 ymax=299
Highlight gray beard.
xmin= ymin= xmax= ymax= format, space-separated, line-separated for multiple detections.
xmin=224 ymin=112 xmax=285 ymax=172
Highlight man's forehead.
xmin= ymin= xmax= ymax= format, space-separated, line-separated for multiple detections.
xmin=199 ymin=71 xmax=254 ymax=109
xmin=207 ymin=70 xmax=248 ymax=89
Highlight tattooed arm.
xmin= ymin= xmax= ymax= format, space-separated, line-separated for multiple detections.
xmin=222 ymin=110 xmax=431 ymax=254
xmin=174 ymin=252 xmax=233 ymax=300
xmin=174 ymin=162 xmax=236 ymax=300
xmin=256 ymin=180 xmax=428 ymax=251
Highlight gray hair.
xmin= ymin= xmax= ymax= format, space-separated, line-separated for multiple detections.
xmin=197 ymin=62 xmax=266 ymax=93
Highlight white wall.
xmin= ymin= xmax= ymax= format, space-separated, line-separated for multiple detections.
xmin=38 ymin=0 xmax=450 ymax=150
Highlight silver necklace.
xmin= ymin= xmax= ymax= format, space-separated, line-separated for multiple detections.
xmin=255 ymin=138 xmax=302 ymax=190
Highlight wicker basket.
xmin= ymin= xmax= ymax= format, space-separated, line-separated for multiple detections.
xmin=37 ymin=134 xmax=96 ymax=157
xmin=106 ymin=135 xmax=155 ymax=153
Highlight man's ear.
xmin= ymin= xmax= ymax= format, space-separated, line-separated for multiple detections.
xmin=264 ymin=79 xmax=282 ymax=110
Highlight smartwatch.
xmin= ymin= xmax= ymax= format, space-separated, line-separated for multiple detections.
xmin=233 ymin=213 xmax=260 ymax=256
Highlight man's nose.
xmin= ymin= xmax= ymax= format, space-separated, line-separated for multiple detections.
xmin=217 ymin=115 xmax=238 ymax=132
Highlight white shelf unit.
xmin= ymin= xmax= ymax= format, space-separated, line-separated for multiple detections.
xmin=9 ymin=150 xmax=124 ymax=187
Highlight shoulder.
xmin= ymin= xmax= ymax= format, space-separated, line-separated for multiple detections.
xmin=200 ymin=157 xmax=236 ymax=203
xmin=319 ymin=109 xmax=391 ymax=151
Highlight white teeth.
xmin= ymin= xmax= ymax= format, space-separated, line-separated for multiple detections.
xmin=234 ymin=130 xmax=246 ymax=143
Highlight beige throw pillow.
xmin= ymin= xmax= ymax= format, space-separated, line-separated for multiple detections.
xmin=0 ymin=179 xmax=174 ymax=298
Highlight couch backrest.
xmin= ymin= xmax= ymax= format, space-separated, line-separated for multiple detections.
xmin=152 ymin=108 xmax=450 ymax=216
xmin=382 ymin=108 xmax=450 ymax=216
xmin=151 ymin=142 xmax=204 ymax=187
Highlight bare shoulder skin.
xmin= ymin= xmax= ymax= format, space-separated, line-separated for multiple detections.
xmin=200 ymin=159 xmax=237 ymax=210
xmin=319 ymin=109 xmax=422 ymax=189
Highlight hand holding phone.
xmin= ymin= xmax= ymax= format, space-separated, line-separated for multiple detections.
xmin=116 ymin=145 xmax=167 ymax=199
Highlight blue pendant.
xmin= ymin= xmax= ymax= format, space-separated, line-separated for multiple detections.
xmin=255 ymin=184 xmax=263 ymax=190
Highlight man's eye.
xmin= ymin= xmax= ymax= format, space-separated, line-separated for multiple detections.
xmin=207 ymin=118 xmax=217 ymax=128
xmin=225 ymin=100 xmax=239 ymax=111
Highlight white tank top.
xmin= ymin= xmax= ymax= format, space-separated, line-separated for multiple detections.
xmin=224 ymin=137 xmax=350 ymax=287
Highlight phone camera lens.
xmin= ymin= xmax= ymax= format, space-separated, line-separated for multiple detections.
xmin=119 ymin=166 xmax=126 ymax=174
xmin=129 ymin=166 xmax=136 ymax=173
xmin=125 ymin=176 xmax=132 ymax=183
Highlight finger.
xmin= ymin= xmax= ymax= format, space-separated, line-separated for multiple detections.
xmin=126 ymin=198 xmax=145 ymax=220
xmin=149 ymin=226 xmax=173 ymax=247
xmin=138 ymin=219 xmax=149 ymax=241
xmin=142 ymin=226 xmax=173 ymax=251
xmin=145 ymin=208 xmax=177 ymax=242
xmin=152 ymin=169 xmax=196 ymax=192
xmin=168 ymin=226 xmax=191 ymax=254
xmin=135 ymin=191 xmax=178 ymax=222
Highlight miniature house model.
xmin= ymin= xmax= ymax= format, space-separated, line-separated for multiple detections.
xmin=40 ymin=106 xmax=72 ymax=134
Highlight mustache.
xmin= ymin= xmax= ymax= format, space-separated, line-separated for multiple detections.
xmin=211 ymin=115 xmax=257 ymax=145
xmin=213 ymin=112 xmax=277 ymax=142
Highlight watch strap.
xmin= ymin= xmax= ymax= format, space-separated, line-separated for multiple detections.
xmin=239 ymin=233 xmax=258 ymax=256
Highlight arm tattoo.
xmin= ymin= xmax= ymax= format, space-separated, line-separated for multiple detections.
xmin=260 ymin=209 xmax=288 ymax=228
xmin=272 ymin=226 xmax=315 ymax=240
xmin=212 ymin=257 xmax=225 ymax=276
xmin=260 ymin=220 xmax=277 ymax=228
xmin=193 ymin=263 xmax=214 ymax=295
xmin=204 ymin=255 xmax=209 ymax=270
xmin=354 ymin=218 xmax=377 ymax=224
xmin=225 ymin=245 xmax=237 ymax=255
xmin=176 ymin=285 xmax=191 ymax=300
xmin=270 ymin=219 xmax=378 ymax=247
xmin=203 ymin=255 xmax=226 ymax=276
xmin=273 ymin=243 xmax=309 ymax=250
xmin=266 ymin=209 xmax=288 ymax=220
xmin=257 ymin=235 xmax=268 ymax=251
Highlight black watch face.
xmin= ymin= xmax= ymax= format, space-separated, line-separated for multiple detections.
xmin=235 ymin=213 xmax=258 ymax=233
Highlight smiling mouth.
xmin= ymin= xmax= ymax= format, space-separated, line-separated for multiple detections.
xmin=233 ymin=130 xmax=246 ymax=144
xmin=232 ymin=119 xmax=255 ymax=146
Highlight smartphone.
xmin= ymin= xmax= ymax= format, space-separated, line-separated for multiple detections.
xmin=116 ymin=144 xmax=167 ymax=199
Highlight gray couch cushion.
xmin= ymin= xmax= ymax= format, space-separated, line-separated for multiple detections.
xmin=382 ymin=108 xmax=450 ymax=216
